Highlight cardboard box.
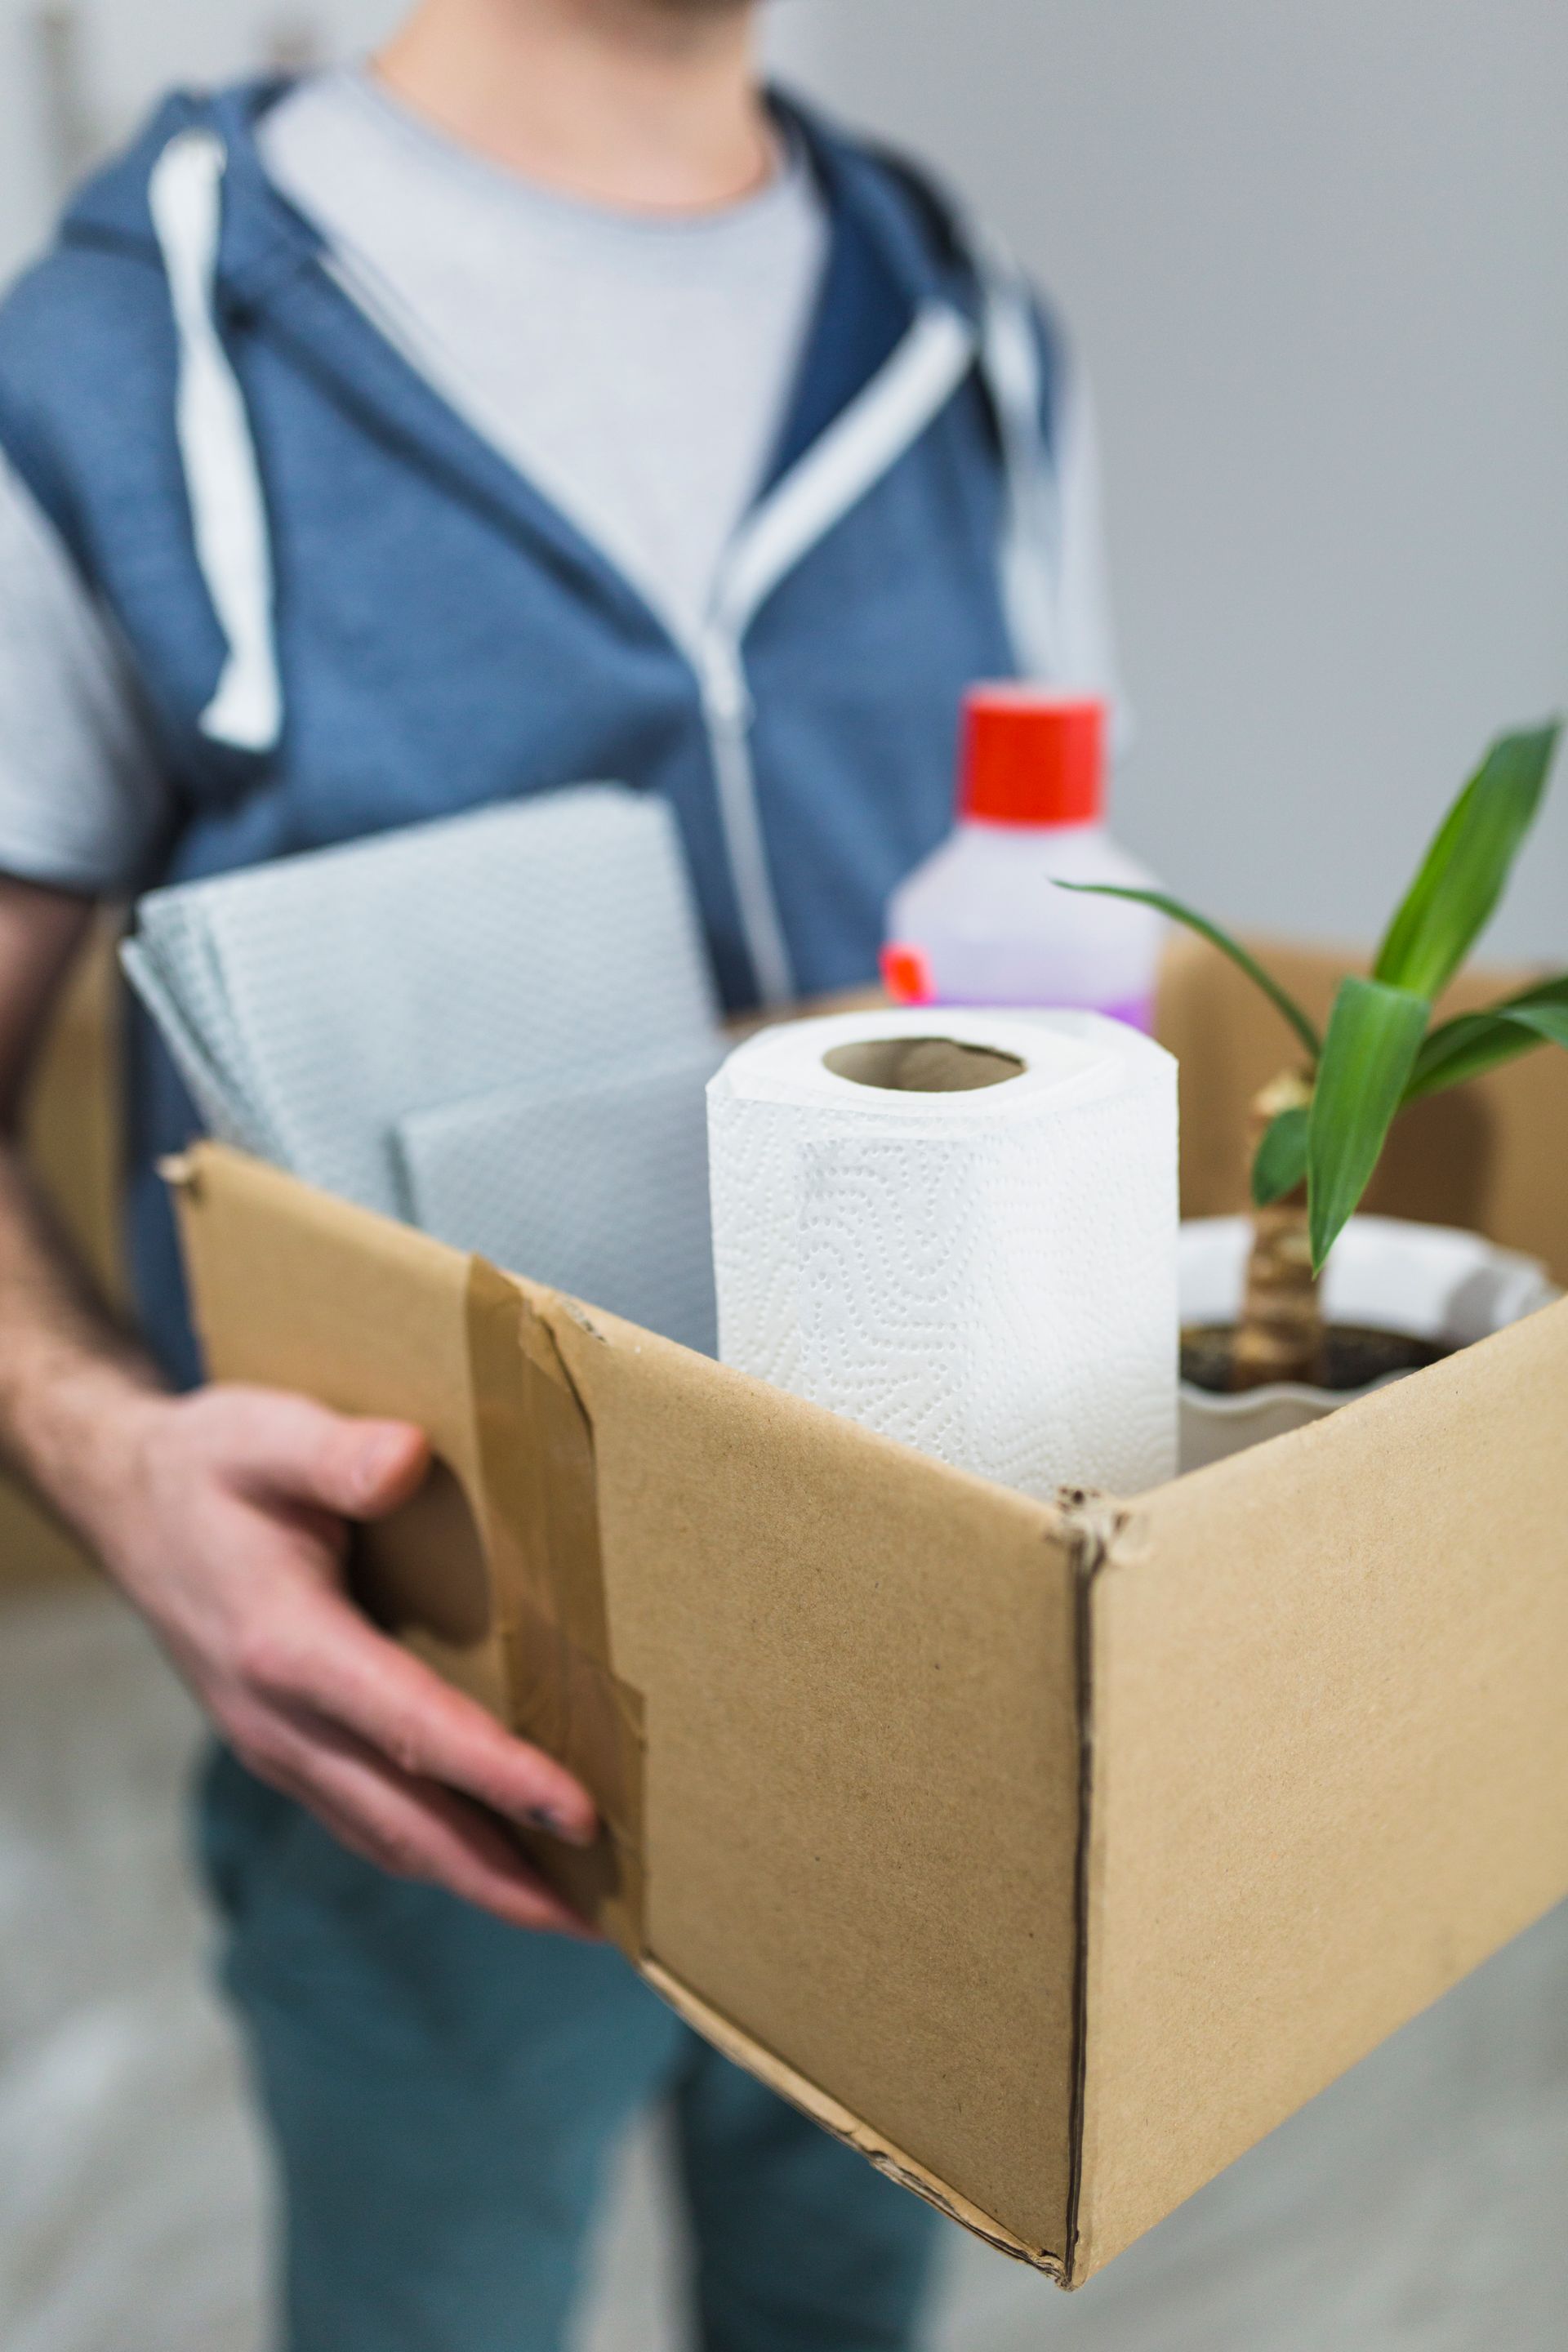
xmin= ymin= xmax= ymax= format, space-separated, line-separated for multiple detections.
xmin=1 ymin=917 xmax=124 ymax=1587
xmin=169 ymin=935 xmax=1568 ymax=2285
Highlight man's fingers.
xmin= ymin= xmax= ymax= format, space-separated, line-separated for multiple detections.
xmin=203 ymin=1387 xmax=599 ymax=1855
xmin=252 ymin=1719 xmax=599 ymax=1940
xmin=218 ymin=1389 xmax=432 ymax=1521
xmin=242 ymin=1584 xmax=599 ymax=1847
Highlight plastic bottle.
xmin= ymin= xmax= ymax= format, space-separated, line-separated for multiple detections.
xmin=884 ymin=686 xmax=1166 ymax=1030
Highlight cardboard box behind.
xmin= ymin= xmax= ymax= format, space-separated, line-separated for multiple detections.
xmin=171 ymin=935 xmax=1568 ymax=2285
xmin=0 ymin=920 xmax=123 ymax=1587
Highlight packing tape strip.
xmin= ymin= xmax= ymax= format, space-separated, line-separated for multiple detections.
xmin=466 ymin=1259 xmax=647 ymax=1954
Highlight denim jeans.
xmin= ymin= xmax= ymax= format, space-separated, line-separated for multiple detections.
xmin=198 ymin=1747 xmax=939 ymax=2352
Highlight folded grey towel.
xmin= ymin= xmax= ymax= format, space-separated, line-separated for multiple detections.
xmin=395 ymin=1034 xmax=728 ymax=1355
xmin=122 ymin=787 xmax=726 ymax=1348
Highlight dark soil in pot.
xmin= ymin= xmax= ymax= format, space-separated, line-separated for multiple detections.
xmin=1180 ymin=1323 xmax=1454 ymax=1396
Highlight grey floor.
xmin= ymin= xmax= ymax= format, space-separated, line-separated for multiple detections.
xmin=1 ymin=1581 xmax=1564 ymax=2352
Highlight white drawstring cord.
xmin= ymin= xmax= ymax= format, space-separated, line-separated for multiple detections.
xmin=148 ymin=127 xmax=282 ymax=753
xmin=139 ymin=124 xmax=1064 ymax=965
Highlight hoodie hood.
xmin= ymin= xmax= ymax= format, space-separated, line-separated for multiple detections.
xmin=59 ymin=77 xmax=981 ymax=327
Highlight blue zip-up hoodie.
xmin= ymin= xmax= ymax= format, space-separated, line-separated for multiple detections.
xmin=0 ymin=80 xmax=1091 ymax=1379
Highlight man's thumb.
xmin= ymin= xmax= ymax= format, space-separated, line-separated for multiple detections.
xmin=335 ymin=1419 xmax=432 ymax=1518
xmin=217 ymin=1392 xmax=432 ymax=1519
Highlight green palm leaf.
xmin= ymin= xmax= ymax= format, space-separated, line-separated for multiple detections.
xmin=1308 ymin=978 xmax=1430 ymax=1271
xmin=1252 ymin=1104 xmax=1311 ymax=1205
xmin=1404 ymin=974 xmax=1568 ymax=1102
xmin=1374 ymin=723 xmax=1562 ymax=1000
xmin=1056 ymin=883 xmax=1321 ymax=1059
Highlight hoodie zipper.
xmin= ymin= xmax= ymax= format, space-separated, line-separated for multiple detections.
xmin=691 ymin=301 xmax=980 ymax=1009
xmin=693 ymin=630 xmax=797 ymax=1009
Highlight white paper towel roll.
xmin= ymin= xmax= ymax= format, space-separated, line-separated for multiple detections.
xmin=708 ymin=1009 xmax=1179 ymax=1499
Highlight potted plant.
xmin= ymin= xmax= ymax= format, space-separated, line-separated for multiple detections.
xmin=1068 ymin=719 xmax=1566 ymax=1463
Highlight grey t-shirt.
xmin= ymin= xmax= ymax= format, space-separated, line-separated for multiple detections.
xmin=0 ymin=68 xmax=829 ymax=894
xmin=260 ymin=69 xmax=830 ymax=642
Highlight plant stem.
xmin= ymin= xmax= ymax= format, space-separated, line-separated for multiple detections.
xmin=1233 ymin=1070 xmax=1325 ymax=1392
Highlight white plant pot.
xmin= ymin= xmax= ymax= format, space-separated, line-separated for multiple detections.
xmin=1178 ymin=1214 xmax=1561 ymax=1473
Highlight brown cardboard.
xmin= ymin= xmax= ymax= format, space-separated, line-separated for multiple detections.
xmin=172 ymin=1144 xmax=508 ymax=1716
xmin=169 ymin=938 xmax=1568 ymax=2286
xmin=545 ymin=1295 xmax=1086 ymax=2256
xmin=173 ymin=1140 xmax=1088 ymax=2271
xmin=1075 ymin=1303 xmax=1568 ymax=2274
xmin=1 ymin=916 xmax=125 ymax=1587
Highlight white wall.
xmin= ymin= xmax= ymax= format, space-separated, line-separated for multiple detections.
xmin=770 ymin=0 xmax=1568 ymax=961
xmin=2 ymin=0 xmax=1564 ymax=960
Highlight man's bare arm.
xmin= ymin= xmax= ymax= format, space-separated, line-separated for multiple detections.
xmin=0 ymin=875 xmax=597 ymax=1932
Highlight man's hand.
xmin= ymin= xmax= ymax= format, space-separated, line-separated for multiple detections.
xmin=0 ymin=880 xmax=596 ymax=1937
xmin=82 ymin=1380 xmax=601 ymax=1937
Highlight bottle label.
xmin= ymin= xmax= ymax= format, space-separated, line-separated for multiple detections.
xmin=1102 ymin=994 xmax=1157 ymax=1036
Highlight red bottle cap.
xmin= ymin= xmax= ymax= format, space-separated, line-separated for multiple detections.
xmin=880 ymin=942 xmax=935 ymax=1006
xmin=960 ymin=686 xmax=1106 ymax=826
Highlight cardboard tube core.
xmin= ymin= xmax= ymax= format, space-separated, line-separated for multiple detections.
xmin=822 ymin=1036 xmax=1027 ymax=1095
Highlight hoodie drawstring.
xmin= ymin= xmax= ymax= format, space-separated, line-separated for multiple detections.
xmin=142 ymin=127 xmax=1062 ymax=778
xmin=148 ymin=127 xmax=282 ymax=754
